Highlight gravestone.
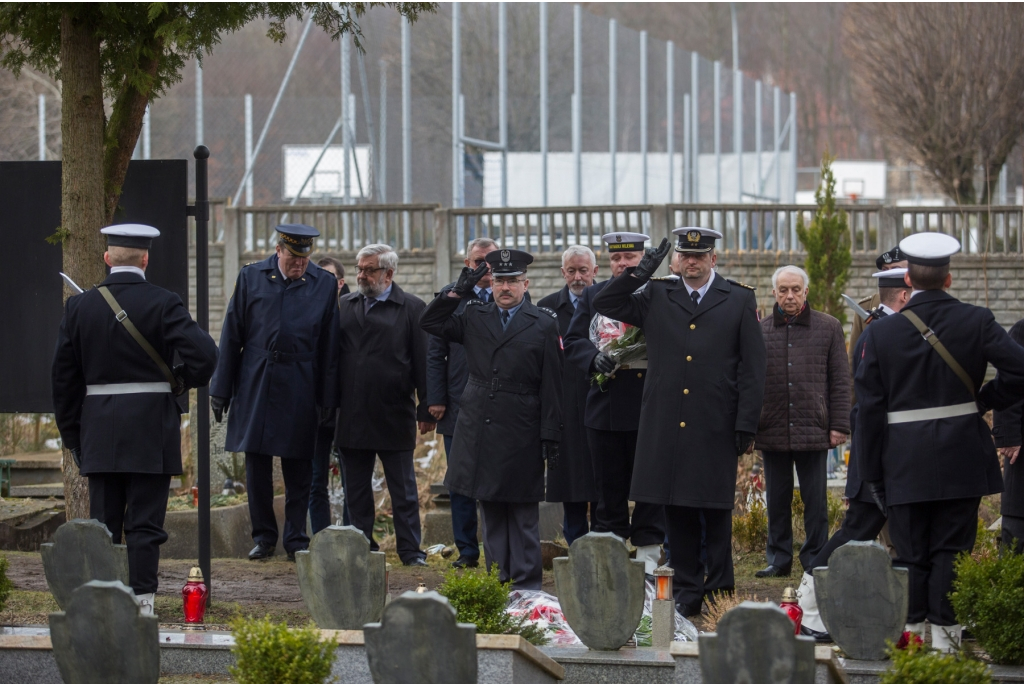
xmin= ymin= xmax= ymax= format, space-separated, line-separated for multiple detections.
xmin=363 ymin=590 xmax=477 ymax=684
xmin=699 ymin=602 xmax=815 ymax=684
xmin=40 ymin=519 xmax=129 ymax=610
xmin=552 ymin=531 xmax=646 ymax=650
xmin=296 ymin=525 xmax=387 ymax=629
xmin=814 ymin=540 xmax=909 ymax=660
xmin=49 ymin=580 xmax=160 ymax=683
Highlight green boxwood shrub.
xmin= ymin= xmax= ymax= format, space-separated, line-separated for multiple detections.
xmin=0 ymin=555 xmax=12 ymax=613
xmin=951 ymin=548 xmax=1024 ymax=665
xmin=881 ymin=640 xmax=991 ymax=684
xmin=229 ymin=616 xmax=335 ymax=684
xmin=437 ymin=565 xmax=547 ymax=645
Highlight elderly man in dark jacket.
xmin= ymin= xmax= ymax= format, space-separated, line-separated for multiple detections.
xmin=336 ymin=244 xmax=434 ymax=566
xmin=992 ymin=317 xmax=1024 ymax=554
xmin=755 ymin=265 xmax=850 ymax=578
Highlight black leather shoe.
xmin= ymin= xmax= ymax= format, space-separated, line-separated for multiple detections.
xmin=800 ymin=625 xmax=832 ymax=643
xmin=403 ymin=557 xmax=428 ymax=567
xmin=248 ymin=542 xmax=276 ymax=560
xmin=754 ymin=565 xmax=791 ymax=578
xmin=451 ymin=556 xmax=479 ymax=569
xmin=678 ymin=602 xmax=704 ymax=619
xmin=286 ymin=548 xmax=307 ymax=562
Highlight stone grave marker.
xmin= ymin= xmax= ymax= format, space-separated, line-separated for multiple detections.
xmin=296 ymin=525 xmax=387 ymax=629
xmin=40 ymin=518 xmax=129 ymax=610
xmin=699 ymin=602 xmax=816 ymax=684
xmin=363 ymin=590 xmax=477 ymax=684
xmin=49 ymin=580 xmax=160 ymax=683
xmin=814 ymin=540 xmax=909 ymax=660
xmin=552 ymin=531 xmax=646 ymax=650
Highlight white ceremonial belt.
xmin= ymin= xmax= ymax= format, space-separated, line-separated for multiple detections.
xmin=86 ymin=382 xmax=172 ymax=395
xmin=619 ymin=361 xmax=648 ymax=370
xmin=886 ymin=402 xmax=977 ymax=425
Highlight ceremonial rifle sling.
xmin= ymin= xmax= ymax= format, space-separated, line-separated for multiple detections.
xmin=97 ymin=286 xmax=184 ymax=395
xmin=901 ymin=309 xmax=975 ymax=399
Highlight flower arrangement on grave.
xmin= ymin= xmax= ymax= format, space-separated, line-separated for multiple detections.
xmin=589 ymin=314 xmax=646 ymax=388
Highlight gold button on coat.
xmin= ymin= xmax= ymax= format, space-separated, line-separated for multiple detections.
xmin=686 ymin=355 xmax=692 ymax=361
xmin=637 ymin=372 xmax=643 ymax=378
xmin=679 ymin=421 xmax=686 ymax=428
xmin=683 ymin=389 xmax=689 ymax=394
xmin=690 ymin=324 xmax=696 ymax=330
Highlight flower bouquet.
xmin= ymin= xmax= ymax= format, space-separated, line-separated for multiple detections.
xmin=588 ymin=313 xmax=647 ymax=389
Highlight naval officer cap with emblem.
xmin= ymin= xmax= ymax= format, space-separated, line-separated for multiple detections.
xmin=672 ymin=226 xmax=723 ymax=253
xmin=485 ymin=248 xmax=534 ymax=277
xmin=275 ymin=223 xmax=320 ymax=257
xmin=101 ymin=223 xmax=160 ymax=248
xmin=872 ymin=267 xmax=909 ymax=287
xmin=898 ymin=232 xmax=961 ymax=266
xmin=601 ymin=231 xmax=649 ymax=252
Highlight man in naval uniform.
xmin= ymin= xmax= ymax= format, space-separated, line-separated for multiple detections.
xmin=593 ymin=227 xmax=766 ymax=617
xmin=855 ymin=232 xmax=1024 ymax=652
xmin=848 ymin=246 xmax=907 ymax=371
xmin=993 ymin=317 xmax=1024 ymax=554
xmin=421 ymin=249 xmax=562 ymax=590
xmin=563 ymin=232 xmax=665 ymax=571
xmin=52 ymin=224 xmax=219 ymax=614
xmin=210 ymin=224 xmax=341 ymax=560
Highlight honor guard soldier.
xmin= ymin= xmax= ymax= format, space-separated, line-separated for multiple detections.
xmin=849 ymin=246 xmax=907 ymax=372
xmin=52 ymin=224 xmax=219 ymax=614
xmin=210 ymin=224 xmax=341 ymax=561
xmin=592 ymin=227 xmax=767 ymax=617
xmin=421 ymin=248 xmax=562 ymax=590
xmin=855 ymin=233 xmax=1024 ymax=652
xmin=993 ymin=317 xmax=1024 ymax=554
xmin=563 ymin=232 xmax=665 ymax=571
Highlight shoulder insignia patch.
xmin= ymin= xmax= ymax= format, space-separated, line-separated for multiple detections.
xmin=537 ymin=306 xmax=558 ymax=319
xmin=467 ymin=298 xmax=488 ymax=306
xmin=651 ymin=274 xmax=681 ymax=282
xmin=858 ymin=294 xmax=873 ymax=305
xmin=244 ymin=261 xmax=258 ymax=267
xmin=727 ymin=279 xmax=756 ymax=290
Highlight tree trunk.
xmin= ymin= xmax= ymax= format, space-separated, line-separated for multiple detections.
xmin=59 ymin=10 xmax=107 ymax=520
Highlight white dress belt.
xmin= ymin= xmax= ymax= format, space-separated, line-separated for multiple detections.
xmin=887 ymin=401 xmax=978 ymax=425
xmin=619 ymin=360 xmax=648 ymax=369
xmin=86 ymin=382 xmax=173 ymax=395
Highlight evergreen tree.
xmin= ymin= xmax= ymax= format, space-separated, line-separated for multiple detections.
xmin=796 ymin=154 xmax=852 ymax=325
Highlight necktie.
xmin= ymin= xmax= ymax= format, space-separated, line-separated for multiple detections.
xmin=501 ymin=309 xmax=510 ymax=329
xmin=572 ymin=297 xmax=578 ymax=310
xmin=364 ymin=297 xmax=376 ymax=315
xmin=690 ymin=290 xmax=700 ymax=307
xmin=481 ymin=290 xmax=490 ymax=303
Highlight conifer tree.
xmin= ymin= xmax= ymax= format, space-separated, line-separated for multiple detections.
xmin=796 ymin=154 xmax=852 ymax=325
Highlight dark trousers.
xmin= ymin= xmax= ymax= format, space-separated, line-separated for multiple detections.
xmin=563 ymin=501 xmax=597 ymax=547
xmin=309 ymin=424 xmax=349 ymax=534
xmin=762 ymin=449 xmax=828 ymax=571
xmin=444 ymin=434 xmax=479 ymax=560
xmin=245 ymin=453 xmax=312 ymax=554
xmin=664 ymin=505 xmax=733 ymax=616
xmin=340 ymin=448 xmax=425 ymax=564
xmin=480 ymin=500 xmax=542 ymax=590
xmin=1003 ymin=515 xmax=1024 ymax=554
xmin=807 ymin=498 xmax=888 ymax=570
xmin=888 ymin=497 xmax=980 ymax=625
xmin=587 ymin=428 xmax=665 ymax=547
xmin=88 ymin=473 xmax=171 ymax=595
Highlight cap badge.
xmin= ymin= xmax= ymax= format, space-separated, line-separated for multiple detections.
xmin=500 ymin=249 xmax=510 ymax=263
xmin=616 ymin=234 xmax=622 ymax=242
xmin=883 ymin=253 xmax=892 ymax=263
xmin=687 ymin=230 xmax=701 ymax=243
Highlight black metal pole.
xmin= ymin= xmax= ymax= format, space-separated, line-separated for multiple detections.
xmin=193 ymin=145 xmax=212 ymax=603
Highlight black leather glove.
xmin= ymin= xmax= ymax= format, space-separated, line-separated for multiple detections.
xmin=70 ymin=447 xmax=82 ymax=469
xmin=866 ymin=480 xmax=887 ymax=514
xmin=171 ymin=364 xmax=188 ymax=397
xmin=735 ymin=431 xmax=755 ymax=457
xmin=452 ymin=263 xmax=490 ymax=298
xmin=318 ymin=406 xmax=336 ymax=427
xmin=592 ymin=352 xmax=618 ymax=375
xmin=632 ymin=237 xmax=671 ymax=281
xmin=543 ymin=441 xmax=560 ymax=471
xmin=211 ymin=396 xmax=229 ymax=423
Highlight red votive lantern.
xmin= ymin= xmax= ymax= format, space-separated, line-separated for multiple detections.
xmin=182 ymin=566 xmax=208 ymax=625
xmin=780 ymin=587 xmax=803 ymax=635
xmin=653 ymin=565 xmax=674 ymax=601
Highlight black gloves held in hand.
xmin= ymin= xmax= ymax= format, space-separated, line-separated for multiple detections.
xmin=633 ymin=237 xmax=672 ymax=281
xmin=318 ymin=406 xmax=336 ymax=427
xmin=543 ymin=440 xmax=560 ymax=471
xmin=866 ymin=480 xmax=887 ymax=514
xmin=211 ymin=396 xmax=229 ymax=423
xmin=70 ymin=447 xmax=82 ymax=468
xmin=171 ymin=364 xmax=188 ymax=397
xmin=592 ymin=352 xmax=618 ymax=375
xmin=735 ymin=431 xmax=755 ymax=457
xmin=452 ymin=262 xmax=490 ymax=298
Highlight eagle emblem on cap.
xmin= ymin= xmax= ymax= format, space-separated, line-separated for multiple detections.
xmin=687 ymin=230 xmax=701 ymax=243
xmin=500 ymin=249 xmax=511 ymax=262
xmin=616 ymin=234 xmax=622 ymax=242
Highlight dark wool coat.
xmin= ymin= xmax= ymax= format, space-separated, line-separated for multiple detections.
xmin=421 ymin=294 xmax=563 ymax=503
xmin=52 ymin=272 xmax=219 ymax=475
xmin=856 ymin=290 xmax=1024 ymax=506
xmin=210 ymin=255 xmax=341 ymax=459
xmin=426 ymin=286 xmax=487 ymax=436
xmin=592 ymin=271 xmax=767 ymax=509
xmin=991 ymin=318 xmax=1024 ymax=518
xmin=538 ymin=286 xmax=599 ymax=503
xmin=755 ymin=304 xmax=851 ymax=452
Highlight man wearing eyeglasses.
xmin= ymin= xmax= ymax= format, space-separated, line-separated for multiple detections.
xmin=421 ymin=248 xmax=562 ymax=590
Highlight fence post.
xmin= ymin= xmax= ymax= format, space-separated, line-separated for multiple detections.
xmin=223 ymin=206 xmax=240 ymax=304
xmin=433 ymin=209 xmax=452 ymax=291
xmin=649 ymin=204 xmax=672 ymax=277
xmin=878 ymin=206 xmax=900 ymax=252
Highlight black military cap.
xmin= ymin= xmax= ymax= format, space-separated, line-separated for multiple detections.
xmin=101 ymin=223 xmax=160 ymax=249
xmin=485 ymin=248 xmax=534 ymax=277
xmin=672 ymin=226 xmax=723 ymax=253
xmin=275 ymin=223 xmax=320 ymax=257
xmin=875 ymin=245 xmax=903 ymax=270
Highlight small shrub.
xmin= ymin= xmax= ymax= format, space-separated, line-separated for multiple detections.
xmin=733 ymin=497 xmax=768 ymax=553
xmin=881 ymin=639 xmax=991 ymax=684
xmin=951 ymin=548 xmax=1024 ymax=665
xmin=972 ymin=516 xmax=1000 ymax=561
xmin=704 ymin=591 xmax=760 ymax=633
xmin=229 ymin=616 xmax=335 ymax=684
xmin=791 ymin=490 xmax=806 ymax=541
xmin=0 ymin=555 xmax=12 ymax=613
xmin=437 ymin=565 xmax=547 ymax=645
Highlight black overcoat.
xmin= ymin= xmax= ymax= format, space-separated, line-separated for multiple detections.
xmin=563 ymin=280 xmax=645 ymax=431
xmin=425 ymin=285 xmax=484 ymax=436
xmin=52 ymin=271 xmax=218 ymax=475
xmin=421 ymin=294 xmax=563 ymax=503
xmin=538 ymin=286 xmax=598 ymax=503
xmin=210 ymin=255 xmax=340 ymax=459
xmin=993 ymin=319 xmax=1024 ymax=519
xmin=856 ymin=290 xmax=1024 ymax=506
xmin=334 ymin=283 xmax=433 ymax=451
xmin=593 ymin=271 xmax=767 ymax=509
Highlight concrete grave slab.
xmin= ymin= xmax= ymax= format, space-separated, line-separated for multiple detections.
xmin=699 ymin=602 xmax=816 ymax=684
xmin=39 ymin=519 xmax=128 ymax=610
xmin=296 ymin=525 xmax=387 ymax=629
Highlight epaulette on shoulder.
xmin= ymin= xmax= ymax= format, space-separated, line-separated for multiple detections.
xmin=727 ymin=279 xmax=756 ymax=290
xmin=651 ymin=274 xmax=681 ymax=282
xmin=537 ymin=306 xmax=558 ymax=319
xmin=243 ymin=261 xmax=259 ymax=267
xmin=467 ymin=298 xmax=488 ymax=306
xmin=857 ymin=294 xmax=873 ymax=305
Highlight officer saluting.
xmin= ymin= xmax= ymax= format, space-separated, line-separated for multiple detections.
xmin=592 ymin=227 xmax=767 ymax=617
xmin=52 ymin=224 xmax=219 ymax=614
xmin=856 ymin=233 xmax=1024 ymax=652
xmin=210 ymin=224 xmax=341 ymax=561
xmin=421 ymin=249 xmax=562 ymax=590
